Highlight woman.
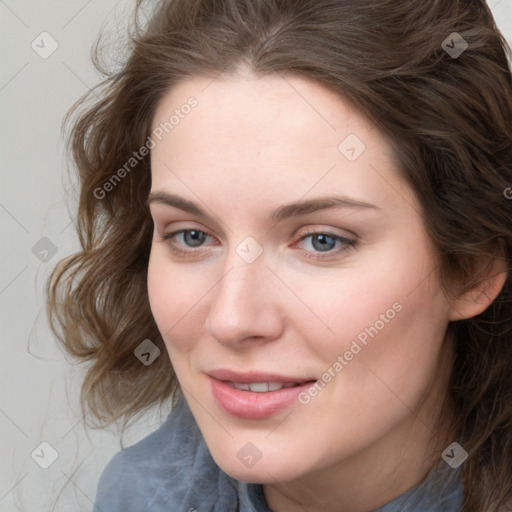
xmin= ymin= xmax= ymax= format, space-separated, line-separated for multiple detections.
xmin=47 ymin=0 xmax=512 ymax=510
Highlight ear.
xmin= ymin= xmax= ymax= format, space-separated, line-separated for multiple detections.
xmin=448 ymin=257 xmax=508 ymax=322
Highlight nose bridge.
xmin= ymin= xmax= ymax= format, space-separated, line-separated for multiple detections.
xmin=205 ymin=248 xmax=281 ymax=344
xmin=213 ymin=253 xmax=267 ymax=319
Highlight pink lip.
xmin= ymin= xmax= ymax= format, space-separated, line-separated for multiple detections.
xmin=207 ymin=369 xmax=316 ymax=420
xmin=208 ymin=369 xmax=314 ymax=384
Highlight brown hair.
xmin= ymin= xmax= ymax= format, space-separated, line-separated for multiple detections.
xmin=47 ymin=0 xmax=512 ymax=510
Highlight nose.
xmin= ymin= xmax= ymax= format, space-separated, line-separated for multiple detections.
xmin=205 ymin=254 xmax=284 ymax=348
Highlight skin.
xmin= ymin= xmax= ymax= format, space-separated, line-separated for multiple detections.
xmin=145 ymin=71 xmax=496 ymax=512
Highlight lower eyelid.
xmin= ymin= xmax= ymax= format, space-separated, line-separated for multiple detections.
xmin=162 ymin=229 xmax=218 ymax=251
xmin=297 ymin=239 xmax=354 ymax=259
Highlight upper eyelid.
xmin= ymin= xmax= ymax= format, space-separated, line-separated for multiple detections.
xmin=149 ymin=200 xmax=367 ymax=235
xmin=163 ymin=227 xmax=352 ymax=237
xmin=159 ymin=220 xmax=355 ymax=236
xmin=298 ymin=229 xmax=354 ymax=239
xmin=149 ymin=203 xmax=227 ymax=234
xmin=165 ymin=228 xmax=354 ymax=247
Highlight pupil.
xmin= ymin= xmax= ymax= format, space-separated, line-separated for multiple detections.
xmin=312 ymin=234 xmax=335 ymax=252
xmin=185 ymin=230 xmax=205 ymax=247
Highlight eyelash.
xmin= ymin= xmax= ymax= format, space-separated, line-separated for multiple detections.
xmin=160 ymin=229 xmax=356 ymax=261
xmin=296 ymin=230 xmax=355 ymax=260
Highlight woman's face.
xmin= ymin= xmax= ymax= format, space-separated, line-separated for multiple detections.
xmin=147 ymin=72 xmax=454 ymax=486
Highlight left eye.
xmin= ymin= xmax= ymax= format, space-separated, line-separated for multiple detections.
xmin=298 ymin=233 xmax=353 ymax=253
xmin=178 ymin=230 xmax=208 ymax=247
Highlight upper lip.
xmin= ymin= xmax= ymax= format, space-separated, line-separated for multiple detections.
xmin=207 ymin=369 xmax=316 ymax=384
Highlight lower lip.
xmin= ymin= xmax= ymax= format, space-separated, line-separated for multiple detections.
xmin=209 ymin=377 xmax=314 ymax=419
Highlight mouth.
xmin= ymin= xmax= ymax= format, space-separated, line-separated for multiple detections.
xmin=207 ymin=368 xmax=315 ymax=385
xmin=225 ymin=381 xmax=302 ymax=392
xmin=207 ymin=369 xmax=317 ymax=419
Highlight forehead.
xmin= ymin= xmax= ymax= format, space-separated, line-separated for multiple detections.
xmin=152 ymin=73 xmax=371 ymax=150
xmin=149 ymin=73 xmax=415 ymax=218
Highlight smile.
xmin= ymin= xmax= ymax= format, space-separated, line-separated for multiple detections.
xmin=207 ymin=370 xmax=317 ymax=419
xmin=226 ymin=382 xmax=300 ymax=392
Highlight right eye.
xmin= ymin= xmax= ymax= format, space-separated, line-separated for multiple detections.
xmin=160 ymin=228 xmax=219 ymax=258
xmin=164 ymin=229 xmax=209 ymax=246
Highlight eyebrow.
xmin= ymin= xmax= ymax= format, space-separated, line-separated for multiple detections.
xmin=146 ymin=191 xmax=381 ymax=223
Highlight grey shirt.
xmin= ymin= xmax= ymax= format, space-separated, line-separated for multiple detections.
xmin=92 ymin=398 xmax=463 ymax=512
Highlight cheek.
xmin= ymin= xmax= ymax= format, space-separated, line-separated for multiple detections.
xmin=280 ymin=260 xmax=415 ymax=355
xmin=147 ymin=250 xmax=205 ymax=354
xmin=313 ymin=276 xmax=449 ymax=420
xmin=294 ymin=237 xmax=449 ymax=376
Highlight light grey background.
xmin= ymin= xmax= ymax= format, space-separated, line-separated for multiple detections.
xmin=1 ymin=1 xmax=511 ymax=510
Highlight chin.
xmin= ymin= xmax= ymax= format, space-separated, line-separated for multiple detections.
xmin=209 ymin=447 xmax=306 ymax=484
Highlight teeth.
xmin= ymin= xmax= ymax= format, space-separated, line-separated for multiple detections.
xmin=232 ymin=382 xmax=250 ymax=391
xmin=229 ymin=382 xmax=299 ymax=392
xmin=249 ymin=382 xmax=268 ymax=392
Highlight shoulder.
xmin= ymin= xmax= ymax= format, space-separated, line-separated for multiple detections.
xmin=91 ymin=427 xmax=167 ymax=511
xmin=92 ymin=399 xmax=235 ymax=512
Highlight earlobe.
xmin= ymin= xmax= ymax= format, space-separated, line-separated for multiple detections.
xmin=448 ymin=258 xmax=508 ymax=322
